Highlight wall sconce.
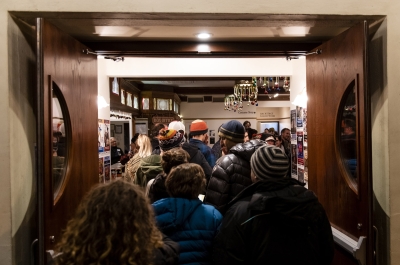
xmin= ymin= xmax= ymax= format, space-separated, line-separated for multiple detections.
xmin=97 ymin=96 xmax=109 ymax=109
xmin=292 ymin=87 xmax=308 ymax=108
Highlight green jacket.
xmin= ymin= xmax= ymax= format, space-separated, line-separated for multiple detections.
xmin=134 ymin=154 xmax=163 ymax=188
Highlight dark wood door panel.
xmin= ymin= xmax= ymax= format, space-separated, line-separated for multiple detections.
xmin=39 ymin=18 xmax=98 ymax=251
xmin=307 ymin=21 xmax=372 ymax=264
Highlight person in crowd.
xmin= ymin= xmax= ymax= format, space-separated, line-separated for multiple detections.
xmin=55 ymin=180 xmax=179 ymax=265
xmin=151 ymin=123 xmax=167 ymax=152
xmin=265 ymin=136 xmax=276 ymax=146
xmin=243 ymin=120 xmax=251 ymax=130
xmin=137 ymin=129 xmax=185 ymax=189
xmin=120 ymin=133 xmax=140 ymax=165
xmin=212 ymin=145 xmax=334 ymax=265
xmin=135 ymin=153 xmax=163 ymax=188
xmin=275 ymin=135 xmax=285 ymax=152
xmin=125 ymin=134 xmax=153 ymax=183
xmin=211 ymin=124 xmax=223 ymax=159
xmin=153 ymin=163 xmax=222 ymax=265
xmin=148 ymin=148 xmax=190 ymax=203
xmin=281 ymin=127 xmax=292 ymax=177
xmin=129 ymin=132 xmax=140 ymax=158
xmin=110 ymin=137 xmax=124 ymax=164
xmin=189 ymin=119 xmax=216 ymax=168
xmin=268 ymin=127 xmax=278 ymax=136
xmin=204 ymin=120 xmax=265 ymax=215
xmin=246 ymin=128 xmax=258 ymax=140
xmin=244 ymin=131 xmax=250 ymax=143
xmin=168 ymin=121 xmax=212 ymax=180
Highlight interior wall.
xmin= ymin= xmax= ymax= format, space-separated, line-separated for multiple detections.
xmin=8 ymin=15 xmax=37 ymax=265
xmin=99 ymin=57 xmax=305 ymax=148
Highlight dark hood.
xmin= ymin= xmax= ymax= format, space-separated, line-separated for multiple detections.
xmin=229 ymin=139 xmax=265 ymax=163
xmin=231 ymin=178 xmax=319 ymax=222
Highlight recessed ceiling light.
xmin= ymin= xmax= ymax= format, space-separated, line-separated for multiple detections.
xmin=196 ymin=33 xmax=212 ymax=39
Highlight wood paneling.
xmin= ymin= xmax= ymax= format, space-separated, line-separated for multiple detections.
xmin=38 ymin=19 xmax=98 ymax=251
xmin=307 ymin=22 xmax=372 ymax=264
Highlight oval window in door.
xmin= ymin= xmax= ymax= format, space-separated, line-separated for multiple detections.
xmin=52 ymin=81 xmax=70 ymax=202
xmin=337 ymin=80 xmax=358 ymax=193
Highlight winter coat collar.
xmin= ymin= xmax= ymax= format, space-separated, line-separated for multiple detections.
xmin=229 ymin=139 xmax=265 ymax=162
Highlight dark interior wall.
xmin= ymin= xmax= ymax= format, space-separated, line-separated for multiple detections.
xmin=8 ymin=14 xmax=38 ymax=265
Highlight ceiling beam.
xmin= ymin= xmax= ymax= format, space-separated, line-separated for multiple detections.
xmin=84 ymin=41 xmax=321 ymax=57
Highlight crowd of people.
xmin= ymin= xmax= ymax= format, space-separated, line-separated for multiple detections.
xmin=54 ymin=119 xmax=334 ymax=265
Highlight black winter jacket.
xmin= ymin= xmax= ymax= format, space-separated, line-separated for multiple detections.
xmin=204 ymin=139 xmax=265 ymax=215
xmin=153 ymin=142 xmax=212 ymax=180
xmin=154 ymin=234 xmax=180 ymax=265
xmin=212 ymin=178 xmax=334 ymax=265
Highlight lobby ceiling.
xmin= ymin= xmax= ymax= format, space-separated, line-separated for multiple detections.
xmin=12 ymin=12 xmax=384 ymax=97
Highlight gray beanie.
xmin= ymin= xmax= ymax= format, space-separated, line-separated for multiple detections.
xmin=250 ymin=145 xmax=289 ymax=179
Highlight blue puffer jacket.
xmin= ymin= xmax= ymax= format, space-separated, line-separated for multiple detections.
xmin=153 ymin=198 xmax=222 ymax=265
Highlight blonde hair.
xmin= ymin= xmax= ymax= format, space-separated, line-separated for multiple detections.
xmin=56 ymin=180 xmax=163 ymax=265
xmin=136 ymin=134 xmax=153 ymax=158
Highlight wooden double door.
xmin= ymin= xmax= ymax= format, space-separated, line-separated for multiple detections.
xmin=36 ymin=19 xmax=373 ymax=265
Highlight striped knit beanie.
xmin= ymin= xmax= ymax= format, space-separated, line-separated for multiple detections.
xmin=250 ymin=145 xmax=289 ymax=179
xmin=158 ymin=129 xmax=184 ymax=151
xmin=219 ymin=120 xmax=245 ymax=143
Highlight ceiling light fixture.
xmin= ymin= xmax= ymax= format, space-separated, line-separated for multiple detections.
xmin=196 ymin=33 xmax=212 ymax=39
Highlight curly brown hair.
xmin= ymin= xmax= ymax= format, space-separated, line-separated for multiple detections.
xmin=161 ymin=148 xmax=190 ymax=174
xmin=165 ymin=163 xmax=206 ymax=199
xmin=56 ymin=180 xmax=163 ymax=265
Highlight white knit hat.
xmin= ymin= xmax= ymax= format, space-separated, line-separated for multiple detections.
xmin=168 ymin=121 xmax=186 ymax=134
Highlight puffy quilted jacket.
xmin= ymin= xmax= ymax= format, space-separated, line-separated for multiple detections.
xmin=153 ymin=198 xmax=222 ymax=265
xmin=204 ymin=139 xmax=265 ymax=215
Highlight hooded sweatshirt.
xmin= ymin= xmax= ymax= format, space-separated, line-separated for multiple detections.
xmin=153 ymin=198 xmax=222 ymax=265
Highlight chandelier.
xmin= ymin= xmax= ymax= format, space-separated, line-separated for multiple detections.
xmin=224 ymin=76 xmax=290 ymax=111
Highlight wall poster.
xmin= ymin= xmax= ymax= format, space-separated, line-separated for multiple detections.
xmin=291 ymin=109 xmax=296 ymax=134
xmin=291 ymin=144 xmax=298 ymax=177
xmin=98 ymin=119 xmax=111 ymax=153
xmin=296 ymin=106 xmax=303 ymax=127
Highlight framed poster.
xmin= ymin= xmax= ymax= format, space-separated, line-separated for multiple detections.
xmin=121 ymin=89 xmax=125 ymax=105
xmin=127 ymin=92 xmax=132 ymax=107
xmin=115 ymin=125 xmax=122 ymax=134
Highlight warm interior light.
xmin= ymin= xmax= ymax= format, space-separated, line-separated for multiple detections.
xmin=98 ymin=96 xmax=109 ymax=109
xmin=292 ymin=88 xmax=308 ymax=108
xmin=197 ymin=33 xmax=212 ymax=39
xmin=197 ymin=44 xmax=211 ymax=53
xmin=274 ymin=93 xmax=279 ymax=98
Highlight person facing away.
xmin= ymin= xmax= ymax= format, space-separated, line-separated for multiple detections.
xmin=189 ymin=119 xmax=217 ymax=168
xmin=55 ymin=180 xmax=179 ymax=265
xmin=137 ymin=128 xmax=186 ymax=189
xmin=148 ymin=133 xmax=190 ymax=203
xmin=212 ymin=145 xmax=334 ymax=265
xmin=110 ymin=137 xmax=124 ymax=164
xmin=204 ymin=120 xmax=265 ymax=215
xmin=151 ymin=123 xmax=168 ymax=152
xmin=168 ymin=121 xmax=212 ymax=180
xmin=125 ymin=134 xmax=153 ymax=183
xmin=153 ymin=163 xmax=223 ymax=265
